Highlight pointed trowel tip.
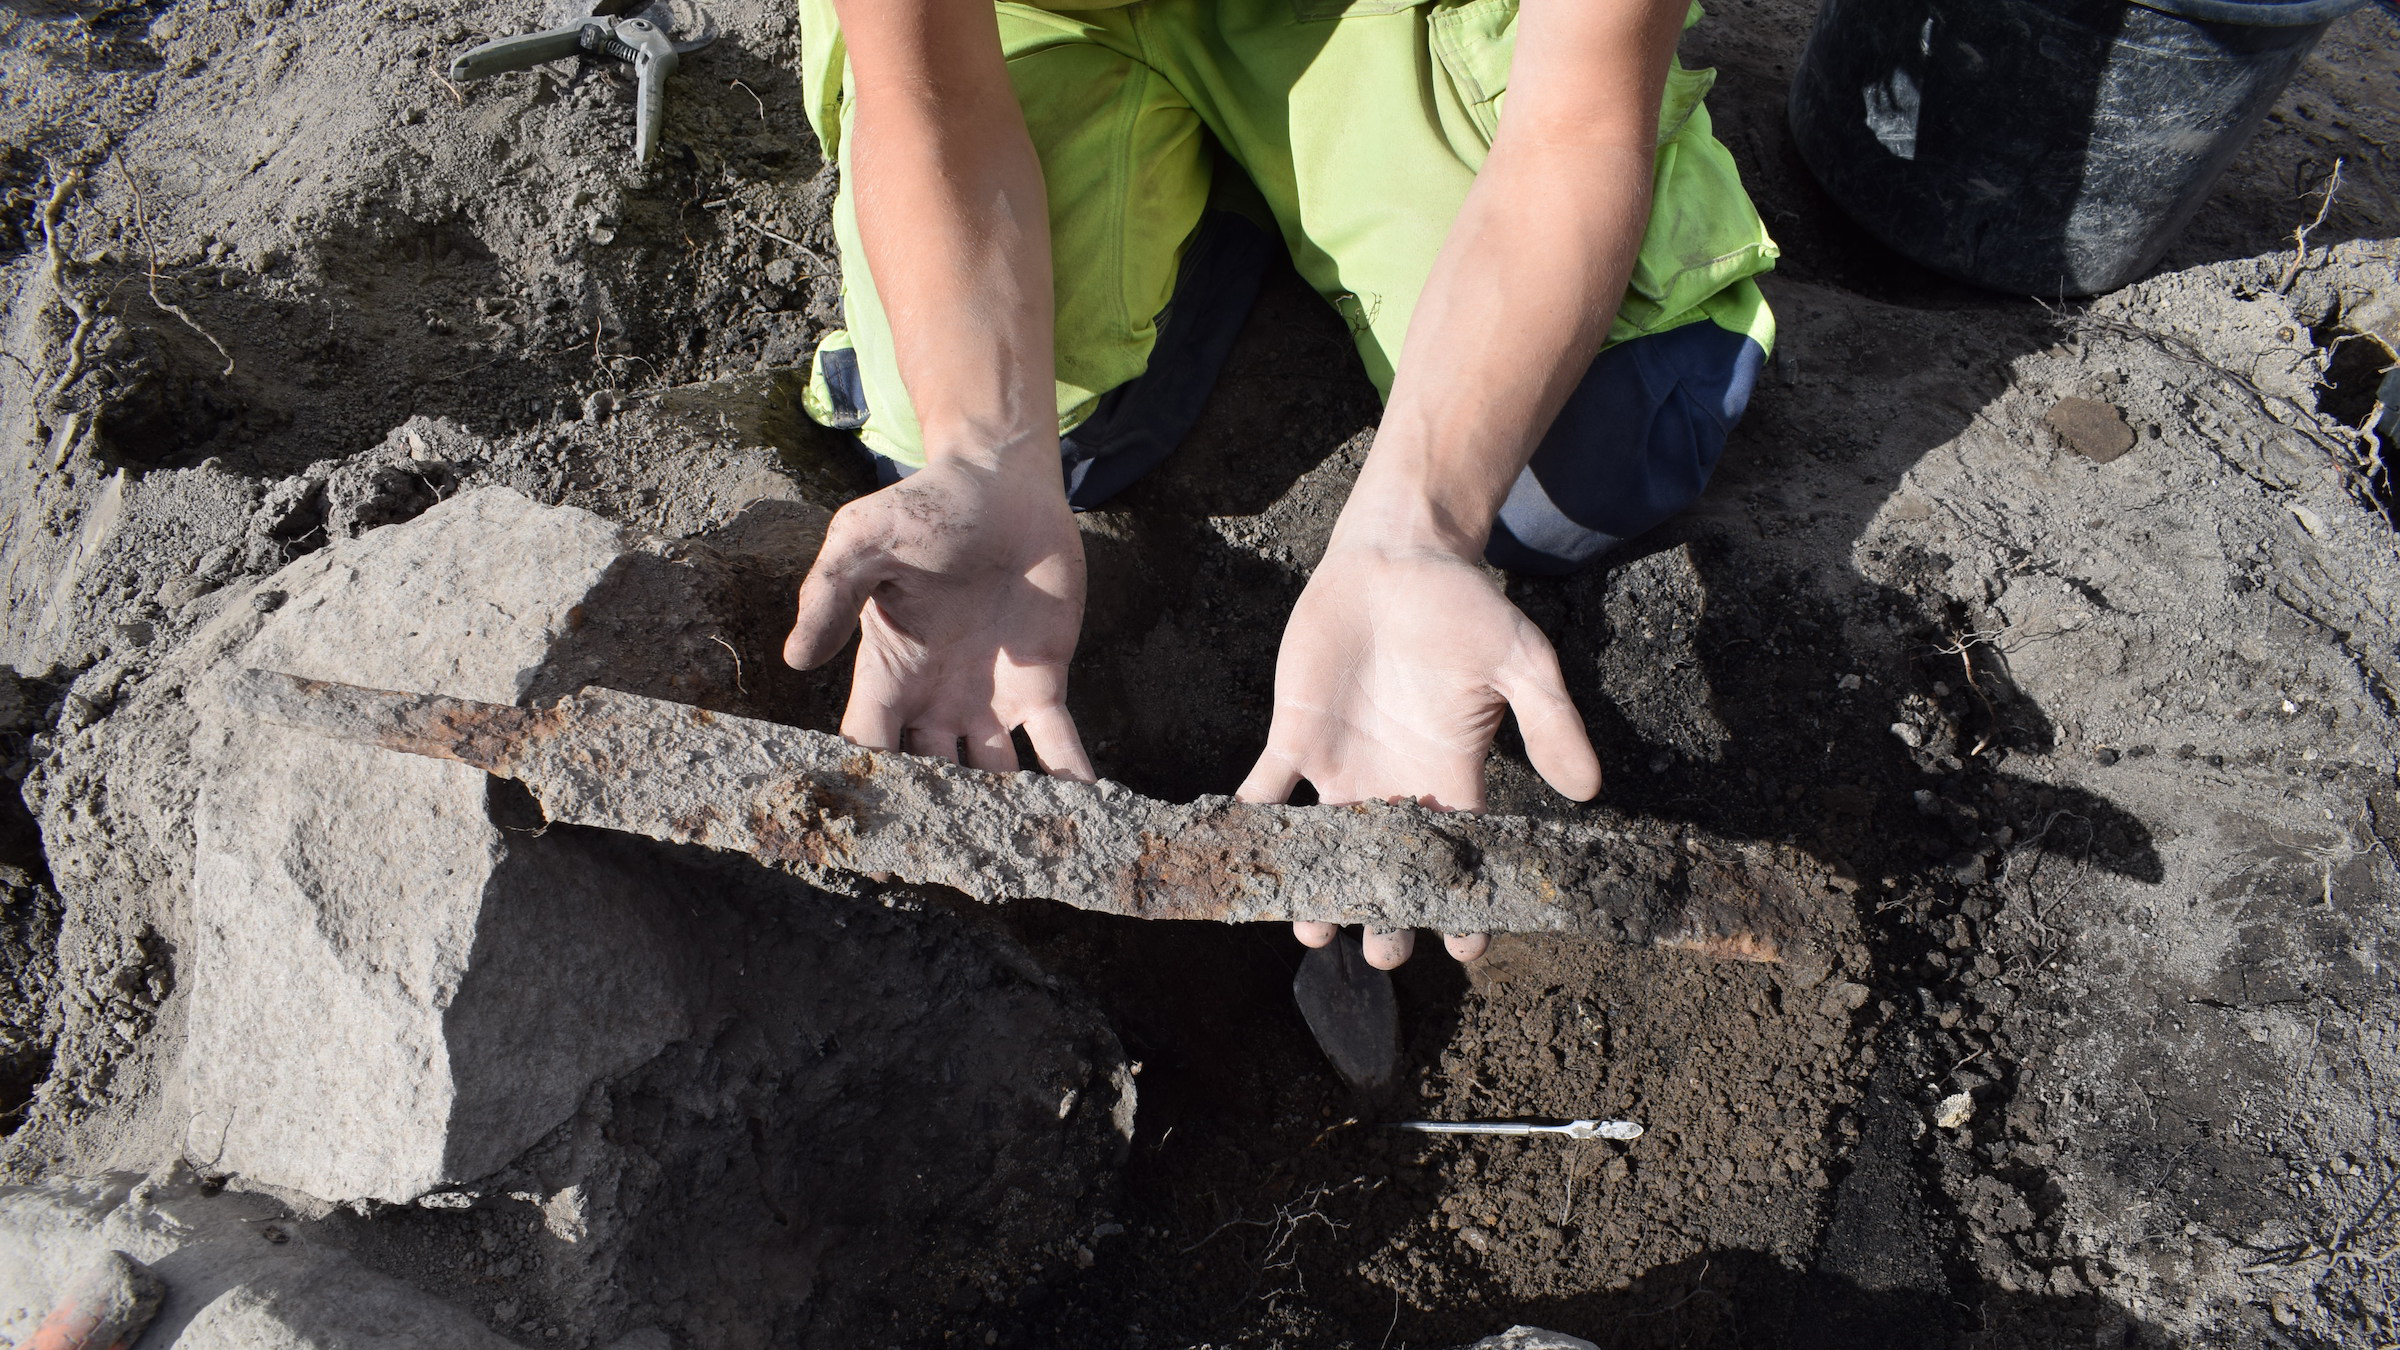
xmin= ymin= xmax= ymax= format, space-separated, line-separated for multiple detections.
xmin=1292 ymin=931 xmax=1402 ymax=1097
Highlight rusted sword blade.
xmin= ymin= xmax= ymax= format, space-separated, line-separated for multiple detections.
xmin=222 ymin=668 xmax=1846 ymax=963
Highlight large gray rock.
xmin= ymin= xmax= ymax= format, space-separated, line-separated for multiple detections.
xmin=8 ymin=484 xmax=832 ymax=1204
xmin=182 ymin=489 xmax=683 ymax=1202
xmin=174 ymin=487 xmax=835 ymax=1203
xmin=21 ymin=479 xmax=1135 ymax=1346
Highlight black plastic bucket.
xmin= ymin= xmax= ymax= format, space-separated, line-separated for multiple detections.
xmin=1788 ymin=0 xmax=2384 ymax=296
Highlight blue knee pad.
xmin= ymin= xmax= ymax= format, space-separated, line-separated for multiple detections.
xmin=1483 ymin=321 xmax=1765 ymax=577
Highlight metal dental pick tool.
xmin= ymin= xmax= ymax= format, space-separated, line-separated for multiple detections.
xmin=1388 ymin=1118 xmax=1645 ymax=1141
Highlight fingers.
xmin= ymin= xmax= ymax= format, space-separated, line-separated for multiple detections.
xmin=907 ymin=726 xmax=963 ymax=763
xmin=1494 ymin=630 xmax=1603 ymax=802
xmin=784 ymin=524 xmax=882 ymax=670
xmin=839 ymin=693 xmax=906 ymax=753
xmin=1362 ymin=926 xmax=1415 ymax=969
xmin=888 ymin=707 xmax=1090 ymax=781
xmin=1292 ymin=926 xmax=1481 ymax=965
xmin=1237 ymin=749 xmax=1304 ymax=806
xmin=960 ymin=719 xmax=1020 ymax=775
xmin=1022 ymin=705 xmax=1096 ymax=783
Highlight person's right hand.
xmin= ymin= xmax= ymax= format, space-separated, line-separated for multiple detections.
xmin=783 ymin=449 xmax=1095 ymax=780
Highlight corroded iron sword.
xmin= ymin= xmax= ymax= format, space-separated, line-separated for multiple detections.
xmin=222 ymin=668 xmax=1847 ymax=966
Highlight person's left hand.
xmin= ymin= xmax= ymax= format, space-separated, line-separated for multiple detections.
xmin=1236 ymin=534 xmax=1602 ymax=969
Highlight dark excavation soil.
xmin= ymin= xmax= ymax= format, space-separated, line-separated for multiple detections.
xmin=2 ymin=1 xmax=2397 ymax=1348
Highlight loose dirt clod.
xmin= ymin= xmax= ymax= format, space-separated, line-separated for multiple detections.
xmin=2043 ymin=396 xmax=2138 ymax=463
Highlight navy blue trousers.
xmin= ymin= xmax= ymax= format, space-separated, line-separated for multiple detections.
xmin=836 ymin=212 xmax=1764 ymax=575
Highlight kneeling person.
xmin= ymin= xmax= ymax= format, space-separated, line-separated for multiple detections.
xmin=782 ymin=0 xmax=1778 ymax=967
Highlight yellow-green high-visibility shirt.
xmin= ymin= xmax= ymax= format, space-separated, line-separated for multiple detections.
xmin=798 ymin=0 xmax=1779 ymax=468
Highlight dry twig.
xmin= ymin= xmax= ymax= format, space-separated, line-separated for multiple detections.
xmin=728 ymin=78 xmax=766 ymax=122
xmin=2277 ymin=158 xmax=2345 ymax=293
xmin=1180 ymin=1176 xmax=1383 ymax=1302
xmin=737 ymin=216 xmax=832 ymax=277
xmin=708 ymin=634 xmax=747 ymax=694
xmin=1933 ymin=628 xmax=2009 ymax=757
xmin=111 ymin=151 xmax=234 ymax=376
xmin=35 ymin=165 xmax=97 ymax=408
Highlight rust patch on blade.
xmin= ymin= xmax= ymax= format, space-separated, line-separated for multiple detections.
xmin=1018 ymin=814 xmax=1079 ymax=857
xmin=1115 ymin=816 xmax=1286 ymax=921
xmin=748 ymin=777 xmax=865 ymax=871
xmin=668 ymin=802 xmax=726 ymax=848
xmin=257 ymin=674 xmax=575 ymax=774
xmin=379 ymin=700 xmax=571 ymax=773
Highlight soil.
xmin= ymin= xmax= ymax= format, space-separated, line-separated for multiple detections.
xmin=3 ymin=1 xmax=2398 ymax=1348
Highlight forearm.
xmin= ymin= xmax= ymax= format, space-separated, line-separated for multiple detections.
xmin=1340 ymin=138 xmax=1657 ymax=553
xmin=836 ymin=0 xmax=1056 ymax=474
xmin=1335 ymin=0 xmax=1689 ymax=558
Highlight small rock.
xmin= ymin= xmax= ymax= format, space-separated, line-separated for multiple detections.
xmin=251 ymin=589 xmax=288 ymax=613
xmin=582 ymin=390 xmax=617 ymax=423
xmin=58 ymin=695 xmax=102 ymax=731
xmin=1837 ymin=673 xmax=1862 ymax=691
xmin=764 ymin=258 xmax=799 ymax=288
xmin=1458 ymin=1226 xmax=1492 ymax=1252
xmin=1934 ymin=1091 xmax=1975 ymax=1129
xmin=1821 ymin=981 xmax=1871 ymax=1016
xmin=256 ymin=476 xmax=327 ymax=542
xmin=2291 ymin=504 xmax=2328 ymax=539
xmin=1891 ymin=721 xmax=1925 ymax=749
xmin=2044 ymin=396 xmax=2136 ymax=463
xmin=157 ymin=577 xmax=215 ymax=608
xmin=2092 ymin=747 xmax=2120 ymax=766
xmin=324 ymin=461 xmax=447 ymax=539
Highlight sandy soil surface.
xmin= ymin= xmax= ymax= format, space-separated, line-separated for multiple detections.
xmin=1 ymin=0 xmax=2396 ymax=1347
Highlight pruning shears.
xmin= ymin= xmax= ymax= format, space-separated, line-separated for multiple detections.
xmin=449 ymin=1 xmax=719 ymax=165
